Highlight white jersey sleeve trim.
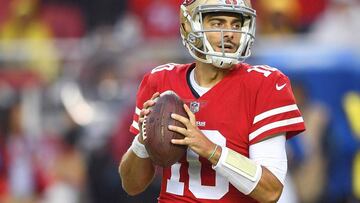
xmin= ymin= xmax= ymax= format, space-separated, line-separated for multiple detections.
xmin=135 ymin=107 xmax=141 ymax=116
xmin=253 ymin=104 xmax=299 ymax=124
xmin=249 ymin=117 xmax=303 ymax=141
xmin=250 ymin=134 xmax=287 ymax=185
xmin=132 ymin=120 xmax=139 ymax=130
xmin=131 ymin=107 xmax=141 ymax=131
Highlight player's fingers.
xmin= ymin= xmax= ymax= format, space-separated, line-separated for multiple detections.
xmin=138 ymin=117 xmax=145 ymax=124
xmin=151 ymin=92 xmax=160 ymax=100
xmin=139 ymin=108 xmax=150 ymax=118
xmin=143 ymin=93 xmax=159 ymax=109
xmin=171 ymin=138 xmax=188 ymax=145
xmin=183 ymin=104 xmax=196 ymax=124
xmin=168 ymin=125 xmax=189 ymax=136
xmin=139 ymin=108 xmax=145 ymax=116
xmin=143 ymin=100 xmax=155 ymax=109
xmin=171 ymin=113 xmax=191 ymax=127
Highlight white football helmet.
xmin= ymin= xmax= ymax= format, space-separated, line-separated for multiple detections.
xmin=180 ymin=0 xmax=256 ymax=68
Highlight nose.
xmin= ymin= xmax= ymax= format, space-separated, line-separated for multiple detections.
xmin=221 ymin=22 xmax=236 ymax=38
xmin=223 ymin=29 xmax=234 ymax=39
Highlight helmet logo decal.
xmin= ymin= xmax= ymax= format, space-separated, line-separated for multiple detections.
xmin=225 ymin=0 xmax=238 ymax=4
xmin=183 ymin=0 xmax=196 ymax=6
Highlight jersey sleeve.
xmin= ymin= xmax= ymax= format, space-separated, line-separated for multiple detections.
xmin=129 ymin=73 xmax=157 ymax=135
xmin=249 ymin=72 xmax=305 ymax=144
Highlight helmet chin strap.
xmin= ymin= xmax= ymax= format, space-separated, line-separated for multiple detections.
xmin=189 ymin=46 xmax=238 ymax=69
xmin=208 ymin=55 xmax=239 ymax=69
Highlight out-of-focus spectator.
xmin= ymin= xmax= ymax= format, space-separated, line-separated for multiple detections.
xmin=343 ymin=91 xmax=360 ymax=201
xmin=129 ymin=0 xmax=183 ymax=40
xmin=255 ymin=0 xmax=301 ymax=35
xmin=296 ymin=0 xmax=328 ymax=32
xmin=287 ymin=82 xmax=329 ymax=203
xmin=41 ymin=2 xmax=85 ymax=38
xmin=69 ymin=46 xmax=142 ymax=202
xmin=0 ymin=88 xmax=12 ymax=202
xmin=0 ymin=72 xmax=41 ymax=202
xmin=77 ymin=0 xmax=128 ymax=32
xmin=0 ymin=0 xmax=60 ymax=84
xmin=0 ymin=0 xmax=11 ymax=25
xmin=40 ymin=119 xmax=87 ymax=203
xmin=309 ymin=0 xmax=360 ymax=48
xmin=5 ymin=100 xmax=37 ymax=203
xmin=254 ymin=0 xmax=328 ymax=35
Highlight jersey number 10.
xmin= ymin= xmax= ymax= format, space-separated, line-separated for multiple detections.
xmin=166 ymin=130 xmax=229 ymax=200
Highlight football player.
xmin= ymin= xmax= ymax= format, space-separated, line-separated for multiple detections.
xmin=119 ymin=0 xmax=305 ymax=202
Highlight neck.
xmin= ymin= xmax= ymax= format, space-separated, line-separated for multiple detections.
xmin=194 ymin=62 xmax=231 ymax=88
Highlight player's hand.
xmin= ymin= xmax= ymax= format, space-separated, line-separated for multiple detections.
xmin=139 ymin=92 xmax=160 ymax=144
xmin=168 ymin=104 xmax=216 ymax=159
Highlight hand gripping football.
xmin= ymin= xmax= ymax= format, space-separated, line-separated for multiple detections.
xmin=142 ymin=91 xmax=188 ymax=167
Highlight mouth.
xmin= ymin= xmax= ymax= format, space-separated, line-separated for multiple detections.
xmin=217 ymin=43 xmax=236 ymax=52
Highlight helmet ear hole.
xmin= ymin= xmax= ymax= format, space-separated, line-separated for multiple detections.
xmin=181 ymin=22 xmax=191 ymax=33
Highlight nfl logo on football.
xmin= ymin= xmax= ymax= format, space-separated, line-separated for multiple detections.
xmin=190 ymin=101 xmax=200 ymax=113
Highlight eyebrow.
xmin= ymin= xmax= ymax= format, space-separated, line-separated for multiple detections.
xmin=206 ymin=16 xmax=242 ymax=23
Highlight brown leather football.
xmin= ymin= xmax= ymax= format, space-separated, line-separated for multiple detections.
xmin=142 ymin=91 xmax=188 ymax=167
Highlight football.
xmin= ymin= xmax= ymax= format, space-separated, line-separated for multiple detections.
xmin=142 ymin=91 xmax=188 ymax=167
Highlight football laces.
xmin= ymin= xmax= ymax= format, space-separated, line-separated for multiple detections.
xmin=141 ymin=115 xmax=147 ymax=140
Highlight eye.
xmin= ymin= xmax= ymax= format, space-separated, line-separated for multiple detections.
xmin=209 ymin=20 xmax=223 ymax=28
xmin=232 ymin=23 xmax=242 ymax=30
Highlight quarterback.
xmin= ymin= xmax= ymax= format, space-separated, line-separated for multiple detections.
xmin=119 ymin=0 xmax=305 ymax=202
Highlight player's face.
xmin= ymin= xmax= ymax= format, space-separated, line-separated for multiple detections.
xmin=202 ymin=12 xmax=243 ymax=53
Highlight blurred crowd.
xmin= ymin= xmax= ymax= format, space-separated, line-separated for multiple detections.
xmin=0 ymin=0 xmax=359 ymax=203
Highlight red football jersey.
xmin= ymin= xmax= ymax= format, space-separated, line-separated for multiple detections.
xmin=129 ymin=63 xmax=305 ymax=203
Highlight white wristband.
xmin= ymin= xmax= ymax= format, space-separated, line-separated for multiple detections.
xmin=130 ymin=134 xmax=149 ymax=158
xmin=213 ymin=146 xmax=262 ymax=195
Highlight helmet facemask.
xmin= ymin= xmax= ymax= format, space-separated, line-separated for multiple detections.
xmin=180 ymin=1 xmax=256 ymax=69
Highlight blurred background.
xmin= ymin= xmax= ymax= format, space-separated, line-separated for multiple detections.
xmin=0 ymin=0 xmax=359 ymax=203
